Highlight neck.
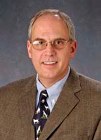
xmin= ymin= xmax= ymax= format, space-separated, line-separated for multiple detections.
xmin=38 ymin=67 xmax=70 ymax=88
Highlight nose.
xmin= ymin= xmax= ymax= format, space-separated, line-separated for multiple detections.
xmin=45 ymin=42 xmax=56 ymax=56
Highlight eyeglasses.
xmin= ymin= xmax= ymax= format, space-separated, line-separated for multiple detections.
xmin=31 ymin=38 xmax=71 ymax=50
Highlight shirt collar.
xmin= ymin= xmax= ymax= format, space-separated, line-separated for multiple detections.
xmin=36 ymin=66 xmax=70 ymax=95
xmin=36 ymin=67 xmax=70 ymax=110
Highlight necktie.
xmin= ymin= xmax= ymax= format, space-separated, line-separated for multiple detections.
xmin=32 ymin=90 xmax=50 ymax=140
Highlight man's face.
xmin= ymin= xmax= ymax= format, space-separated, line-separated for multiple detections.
xmin=27 ymin=14 xmax=77 ymax=87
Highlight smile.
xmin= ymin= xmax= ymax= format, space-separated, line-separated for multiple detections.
xmin=42 ymin=61 xmax=57 ymax=65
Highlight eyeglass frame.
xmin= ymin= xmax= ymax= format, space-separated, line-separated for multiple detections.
xmin=30 ymin=38 xmax=73 ymax=50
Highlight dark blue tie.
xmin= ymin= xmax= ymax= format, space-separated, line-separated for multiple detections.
xmin=32 ymin=90 xmax=50 ymax=140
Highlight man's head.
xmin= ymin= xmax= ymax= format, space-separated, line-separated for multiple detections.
xmin=27 ymin=9 xmax=77 ymax=87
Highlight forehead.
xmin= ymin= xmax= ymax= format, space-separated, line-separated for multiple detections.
xmin=34 ymin=13 xmax=64 ymax=23
xmin=31 ymin=14 xmax=69 ymax=39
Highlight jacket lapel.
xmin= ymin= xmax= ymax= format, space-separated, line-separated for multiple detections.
xmin=39 ymin=69 xmax=81 ymax=140
xmin=18 ymin=77 xmax=36 ymax=140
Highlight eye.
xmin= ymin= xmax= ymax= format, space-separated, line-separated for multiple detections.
xmin=32 ymin=40 xmax=45 ymax=46
xmin=55 ymin=39 xmax=64 ymax=45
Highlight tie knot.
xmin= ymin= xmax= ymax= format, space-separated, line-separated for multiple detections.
xmin=40 ymin=90 xmax=48 ymax=103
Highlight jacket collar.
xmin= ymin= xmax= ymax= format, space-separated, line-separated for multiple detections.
xmin=39 ymin=68 xmax=81 ymax=140
xmin=18 ymin=76 xmax=36 ymax=140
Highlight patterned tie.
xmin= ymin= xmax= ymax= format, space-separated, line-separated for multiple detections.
xmin=32 ymin=90 xmax=50 ymax=140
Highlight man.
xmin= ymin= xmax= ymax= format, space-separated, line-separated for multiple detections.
xmin=0 ymin=9 xmax=101 ymax=140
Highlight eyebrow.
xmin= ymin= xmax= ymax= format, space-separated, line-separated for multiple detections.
xmin=33 ymin=37 xmax=67 ymax=41
xmin=33 ymin=38 xmax=45 ymax=41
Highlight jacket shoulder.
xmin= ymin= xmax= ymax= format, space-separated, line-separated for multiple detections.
xmin=0 ymin=76 xmax=35 ymax=99
xmin=77 ymin=73 xmax=101 ymax=106
xmin=78 ymin=73 xmax=101 ymax=92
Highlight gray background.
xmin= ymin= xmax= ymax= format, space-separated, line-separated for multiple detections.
xmin=0 ymin=0 xmax=101 ymax=87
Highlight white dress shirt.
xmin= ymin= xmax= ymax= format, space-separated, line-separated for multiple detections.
xmin=36 ymin=67 xmax=70 ymax=112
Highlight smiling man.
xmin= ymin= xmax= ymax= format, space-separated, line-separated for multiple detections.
xmin=27 ymin=11 xmax=76 ymax=87
xmin=0 ymin=9 xmax=101 ymax=140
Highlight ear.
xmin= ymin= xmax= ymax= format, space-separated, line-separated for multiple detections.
xmin=70 ymin=40 xmax=77 ymax=58
xmin=27 ymin=40 xmax=32 ymax=58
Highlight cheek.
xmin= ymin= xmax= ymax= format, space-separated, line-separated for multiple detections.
xmin=59 ymin=49 xmax=71 ymax=62
xmin=31 ymin=52 xmax=41 ymax=68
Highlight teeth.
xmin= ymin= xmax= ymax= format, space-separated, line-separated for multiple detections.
xmin=43 ymin=61 xmax=56 ymax=64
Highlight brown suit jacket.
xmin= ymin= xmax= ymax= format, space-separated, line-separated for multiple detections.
xmin=0 ymin=68 xmax=101 ymax=140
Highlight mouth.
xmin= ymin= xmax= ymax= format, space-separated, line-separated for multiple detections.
xmin=42 ymin=61 xmax=57 ymax=65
